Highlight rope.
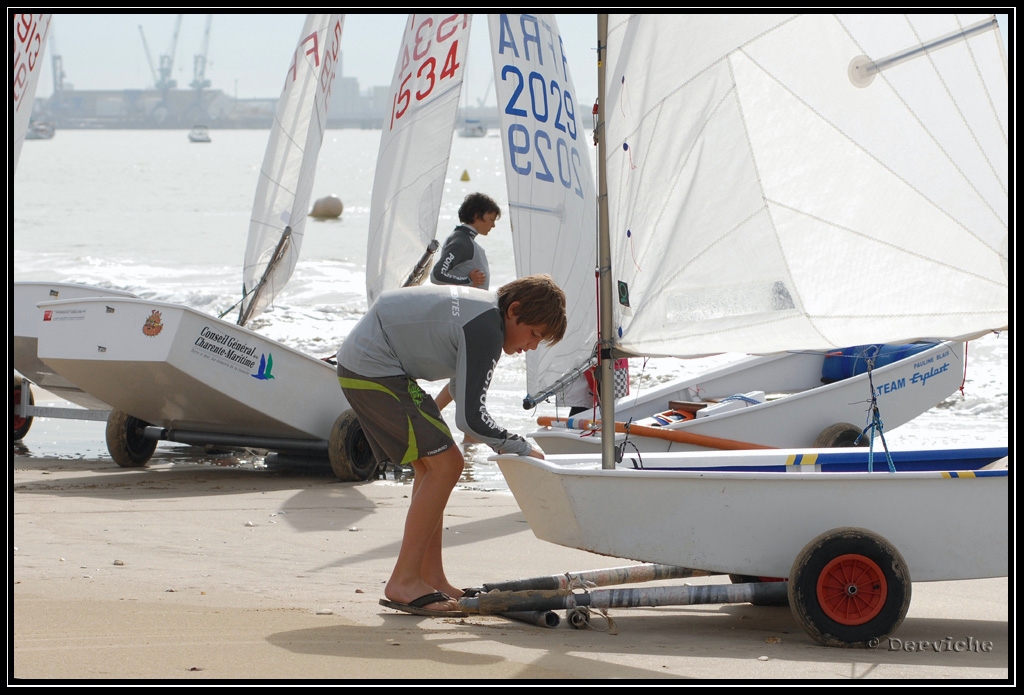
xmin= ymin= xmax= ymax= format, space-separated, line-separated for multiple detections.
xmin=718 ymin=393 xmax=763 ymax=406
xmin=862 ymin=354 xmax=896 ymax=473
xmin=563 ymin=574 xmax=616 ymax=634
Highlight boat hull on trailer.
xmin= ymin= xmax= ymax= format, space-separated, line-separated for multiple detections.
xmin=13 ymin=281 xmax=139 ymax=409
xmin=495 ymin=447 xmax=1008 ymax=582
xmin=35 ymin=296 xmax=348 ymax=440
xmin=531 ymin=341 xmax=963 ymax=453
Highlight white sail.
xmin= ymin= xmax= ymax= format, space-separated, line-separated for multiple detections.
xmin=365 ymin=14 xmax=473 ymax=304
xmin=488 ymin=13 xmax=599 ymax=397
xmin=239 ymin=14 xmax=345 ymax=325
xmin=12 ymin=13 xmax=52 ymax=172
xmin=605 ymin=13 xmax=1008 ymax=358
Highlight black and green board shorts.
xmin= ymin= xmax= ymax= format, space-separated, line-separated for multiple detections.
xmin=337 ymin=364 xmax=454 ymax=465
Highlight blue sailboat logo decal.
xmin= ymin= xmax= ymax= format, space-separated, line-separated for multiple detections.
xmin=252 ymin=353 xmax=275 ymax=380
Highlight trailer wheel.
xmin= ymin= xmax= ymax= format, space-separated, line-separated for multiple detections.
xmin=105 ymin=410 xmax=157 ymax=467
xmin=12 ymin=378 xmax=34 ymax=441
xmin=788 ymin=527 xmax=911 ymax=648
xmin=728 ymin=574 xmax=789 ymax=606
xmin=813 ymin=423 xmax=867 ymax=448
xmin=328 ymin=410 xmax=379 ymax=482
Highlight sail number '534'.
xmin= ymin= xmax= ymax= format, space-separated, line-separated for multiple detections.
xmin=391 ymin=14 xmax=470 ymax=127
xmin=495 ymin=14 xmax=586 ymax=201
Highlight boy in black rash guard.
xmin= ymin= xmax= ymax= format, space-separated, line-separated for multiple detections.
xmin=430 ymin=191 xmax=500 ymax=290
xmin=336 ymin=274 xmax=567 ymax=616
xmin=430 ymin=192 xmax=502 ymax=429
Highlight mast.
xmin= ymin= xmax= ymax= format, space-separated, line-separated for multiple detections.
xmin=595 ymin=14 xmax=616 ymax=470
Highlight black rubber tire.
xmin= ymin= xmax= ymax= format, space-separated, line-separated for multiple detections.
xmin=12 ymin=379 xmax=34 ymax=441
xmin=327 ymin=409 xmax=379 ymax=482
xmin=813 ymin=422 xmax=868 ymax=448
xmin=788 ymin=527 xmax=911 ymax=648
xmin=728 ymin=574 xmax=789 ymax=606
xmin=105 ymin=410 xmax=157 ymax=467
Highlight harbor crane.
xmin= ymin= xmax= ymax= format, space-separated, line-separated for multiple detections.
xmin=190 ymin=14 xmax=212 ymax=91
xmin=138 ymin=14 xmax=183 ymax=92
xmin=48 ymin=27 xmax=67 ymax=92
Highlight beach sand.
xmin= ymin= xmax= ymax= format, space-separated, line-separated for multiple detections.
xmin=11 ymin=454 xmax=1009 ymax=682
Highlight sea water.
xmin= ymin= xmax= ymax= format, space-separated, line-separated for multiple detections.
xmin=12 ymin=129 xmax=1010 ymax=490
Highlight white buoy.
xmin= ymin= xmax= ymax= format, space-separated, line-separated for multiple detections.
xmin=309 ymin=195 xmax=343 ymax=219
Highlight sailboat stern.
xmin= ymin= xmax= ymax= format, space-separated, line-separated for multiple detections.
xmin=36 ymin=297 xmax=349 ymax=440
xmin=495 ymin=449 xmax=1008 ymax=581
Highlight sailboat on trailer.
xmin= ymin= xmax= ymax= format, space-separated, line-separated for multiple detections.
xmin=32 ymin=15 xmax=379 ymax=480
xmin=493 ymin=13 xmax=1008 ymax=647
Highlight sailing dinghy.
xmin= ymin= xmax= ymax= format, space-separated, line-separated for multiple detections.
xmin=490 ymin=13 xmax=1008 ymax=647
xmin=480 ymin=14 xmax=965 ymax=456
xmin=530 ymin=339 xmax=967 ymax=453
xmin=33 ymin=16 xmax=377 ymax=481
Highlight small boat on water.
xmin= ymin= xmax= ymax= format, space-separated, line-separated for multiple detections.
xmin=188 ymin=125 xmax=212 ymax=143
xmin=457 ymin=118 xmax=487 ymax=138
xmin=25 ymin=120 xmax=55 ymax=140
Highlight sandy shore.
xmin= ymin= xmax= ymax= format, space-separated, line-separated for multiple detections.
xmin=11 ymin=454 xmax=1010 ymax=682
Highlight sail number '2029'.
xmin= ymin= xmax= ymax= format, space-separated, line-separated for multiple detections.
xmin=501 ymin=65 xmax=585 ymax=201
xmin=391 ymin=14 xmax=469 ymax=126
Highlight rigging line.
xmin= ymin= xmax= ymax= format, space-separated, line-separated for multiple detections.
xmin=863 ymin=355 xmax=896 ymax=473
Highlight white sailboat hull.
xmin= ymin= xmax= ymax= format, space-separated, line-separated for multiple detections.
xmin=35 ymin=297 xmax=348 ymax=441
xmin=495 ymin=448 xmax=1008 ymax=582
xmin=13 ymin=281 xmax=138 ymax=410
xmin=531 ymin=341 xmax=963 ymax=453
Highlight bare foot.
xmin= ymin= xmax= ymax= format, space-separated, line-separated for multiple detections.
xmin=435 ymin=582 xmax=464 ymax=599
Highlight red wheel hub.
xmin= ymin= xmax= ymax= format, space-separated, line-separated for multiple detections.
xmin=816 ymin=553 xmax=887 ymax=625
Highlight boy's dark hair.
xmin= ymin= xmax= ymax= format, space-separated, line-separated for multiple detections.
xmin=497 ymin=274 xmax=567 ymax=345
xmin=458 ymin=192 xmax=501 ymax=225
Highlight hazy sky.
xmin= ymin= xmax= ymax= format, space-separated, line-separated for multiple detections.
xmin=35 ymin=13 xmax=1008 ymax=109
xmin=35 ymin=13 xmax=598 ymax=107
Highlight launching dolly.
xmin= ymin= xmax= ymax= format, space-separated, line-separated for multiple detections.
xmin=460 ymin=545 xmax=909 ymax=649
